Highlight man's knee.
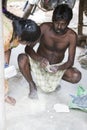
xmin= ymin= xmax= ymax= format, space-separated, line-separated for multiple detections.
xmin=63 ymin=68 xmax=82 ymax=83
xmin=18 ymin=53 xmax=28 ymax=66
xmin=72 ymin=71 xmax=82 ymax=83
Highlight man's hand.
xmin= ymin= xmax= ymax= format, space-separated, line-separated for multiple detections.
xmin=40 ymin=58 xmax=49 ymax=68
xmin=49 ymin=65 xmax=58 ymax=73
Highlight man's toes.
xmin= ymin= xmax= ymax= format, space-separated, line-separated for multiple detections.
xmin=28 ymin=92 xmax=38 ymax=99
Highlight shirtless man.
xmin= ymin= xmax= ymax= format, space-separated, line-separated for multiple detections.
xmin=18 ymin=4 xmax=81 ymax=98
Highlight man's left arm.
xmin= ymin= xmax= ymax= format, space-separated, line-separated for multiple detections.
xmin=50 ymin=32 xmax=77 ymax=72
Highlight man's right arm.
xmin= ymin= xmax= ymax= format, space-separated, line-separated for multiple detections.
xmin=25 ymin=45 xmax=43 ymax=62
xmin=25 ymin=45 xmax=49 ymax=68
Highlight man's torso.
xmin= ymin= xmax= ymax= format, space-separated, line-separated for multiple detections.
xmin=37 ymin=23 xmax=75 ymax=64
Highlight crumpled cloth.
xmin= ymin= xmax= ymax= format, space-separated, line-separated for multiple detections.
xmin=69 ymin=86 xmax=87 ymax=112
xmin=78 ymin=49 xmax=87 ymax=69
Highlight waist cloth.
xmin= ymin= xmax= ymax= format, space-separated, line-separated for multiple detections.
xmin=29 ymin=57 xmax=66 ymax=93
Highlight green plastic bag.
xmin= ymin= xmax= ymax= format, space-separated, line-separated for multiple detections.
xmin=69 ymin=86 xmax=87 ymax=112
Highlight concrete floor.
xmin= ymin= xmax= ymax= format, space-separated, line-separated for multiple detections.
xmin=6 ymin=45 xmax=87 ymax=130
xmin=4 ymin=0 xmax=87 ymax=130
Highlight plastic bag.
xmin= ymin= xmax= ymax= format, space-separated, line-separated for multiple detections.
xmin=69 ymin=86 xmax=87 ymax=112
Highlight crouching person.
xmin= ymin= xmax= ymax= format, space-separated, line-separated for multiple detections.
xmin=18 ymin=4 xmax=81 ymax=99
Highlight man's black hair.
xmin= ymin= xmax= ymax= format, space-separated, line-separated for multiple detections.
xmin=52 ymin=4 xmax=73 ymax=23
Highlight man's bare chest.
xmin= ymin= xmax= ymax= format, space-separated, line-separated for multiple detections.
xmin=44 ymin=37 xmax=69 ymax=52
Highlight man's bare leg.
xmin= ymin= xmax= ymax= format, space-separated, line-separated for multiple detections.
xmin=28 ymin=81 xmax=38 ymax=99
xmin=18 ymin=53 xmax=38 ymax=99
xmin=5 ymin=96 xmax=16 ymax=105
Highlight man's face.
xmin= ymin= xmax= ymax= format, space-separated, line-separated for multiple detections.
xmin=53 ymin=19 xmax=68 ymax=34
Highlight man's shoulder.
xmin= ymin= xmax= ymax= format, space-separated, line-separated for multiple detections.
xmin=67 ymin=28 xmax=77 ymax=37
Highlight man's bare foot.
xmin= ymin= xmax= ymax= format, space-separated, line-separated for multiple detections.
xmin=28 ymin=90 xmax=38 ymax=99
xmin=5 ymin=96 xmax=16 ymax=105
xmin=29 ymin=82 xmax=38 ymax=99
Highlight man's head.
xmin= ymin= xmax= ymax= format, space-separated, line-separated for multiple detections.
xmin=11 ymin=19 xmax=41 ymax=45
xmin=52 ymin=4 xmax=73 ymax=34
xmin=52 ymin=4 xmax=73 ymax=23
